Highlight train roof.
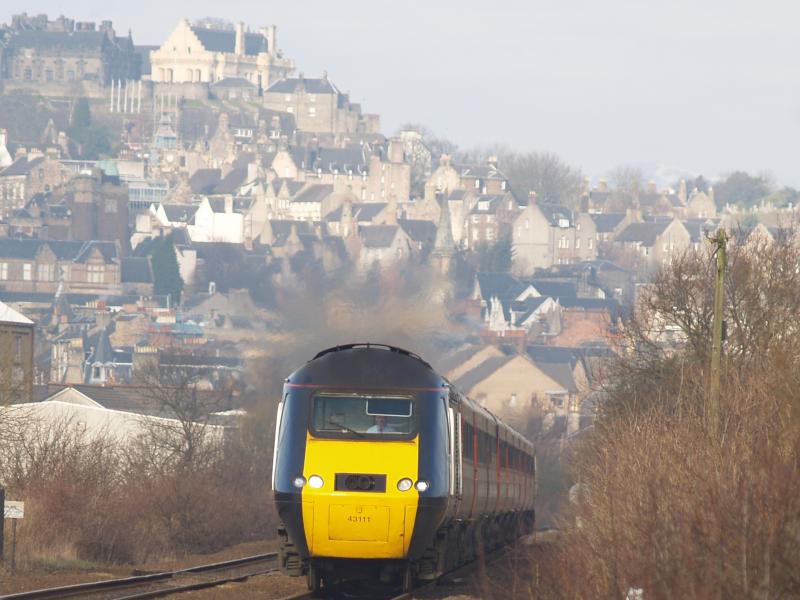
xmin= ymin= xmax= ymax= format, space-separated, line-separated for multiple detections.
xmin=288 ymin=343 xmax=443 ymax=390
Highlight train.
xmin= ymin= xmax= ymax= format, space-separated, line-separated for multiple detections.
xmin=272 ymin=343 xmax=536 ymax=592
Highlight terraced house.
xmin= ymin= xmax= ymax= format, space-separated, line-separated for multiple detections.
xmin=0 ymin=239 xmax=122 ymax=295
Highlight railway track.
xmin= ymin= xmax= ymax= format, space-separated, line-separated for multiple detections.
xmin=275 ymin=530 xmax=557 ymax=600
xmin=275 ymin=545 xmax=514 ymax=600
xmin=0 ymin=552 xmax=278 ymax=600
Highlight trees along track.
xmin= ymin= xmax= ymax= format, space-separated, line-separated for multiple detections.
xmin=0 ymin=552 xmax=279 ymax=600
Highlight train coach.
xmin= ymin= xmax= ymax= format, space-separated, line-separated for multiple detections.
xmin=272 ymin=343 xmax=536 ymax=592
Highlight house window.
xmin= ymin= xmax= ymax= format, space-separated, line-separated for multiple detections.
xmin=576 ymin=238 xmax=581 ymax=249
xmin=67 ymin=70 xmax=75 ymax=81
xmin=105 ymin=199 xmax=117 ymax=213
xmin=93 ymin=366 xmax=101 ymax=378
xmin=45 ymin=69 xmax=54 ymax=81
xmin=23 ymin=263 xmax=31 ymax=281
xmin=474 ymin=179 xmax=480 ymax=189
xmin=14 ymin=335 xmax=22 ymax=363
xmin=0 ymin=263 xmax=7 ymax=280
xmin=472 ymin=230 xmax=479 ymax=241
xmin=88 ymin=264 xmax=105 ymax=283
xmin=588 ymin=238 xmax=593 ymax=249
xmin=37 ymin=263 xmax=55 ymax=281
xmin=308 ymin=107 xmax=316 ymax=117
xmin=487 ymin=228 xmax=495 ymax=241
xmin=24 ymin=68 xmax=32 ymax=80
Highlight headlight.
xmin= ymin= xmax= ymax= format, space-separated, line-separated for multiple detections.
xmin=308 ymin=475 xmax=324 ymax=489
xmin=397 ymin=477 xmax=413 ymax=492
xmin=415 ymin=480 xmax=429 ymax=493
xmin=293 ymin=476 xmax=307 ymax=488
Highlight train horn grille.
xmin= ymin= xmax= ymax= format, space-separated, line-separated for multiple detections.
xmin=334 ymin=473 xmax=387 ymax=493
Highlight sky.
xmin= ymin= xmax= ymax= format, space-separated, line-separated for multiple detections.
xmin=3 ymin=1 xmax=800 ymax=186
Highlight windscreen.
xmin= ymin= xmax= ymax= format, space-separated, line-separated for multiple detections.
xmin=311 ymin=394 xmax=415 ymax=438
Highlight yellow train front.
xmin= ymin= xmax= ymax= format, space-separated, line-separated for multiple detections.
xmin=272 ymin=344 xmax=535 ymax=592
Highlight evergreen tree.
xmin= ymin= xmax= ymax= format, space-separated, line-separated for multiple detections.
xmin=68 ymin=97 xmax=112 ymax=159
xmin=70 ymin=97 xmax=92 ymax=130
xmin=151 ymin=234 xmax=184 ymax=305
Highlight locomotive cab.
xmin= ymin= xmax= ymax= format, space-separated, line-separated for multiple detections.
xmin=272 ymin=345 xmax=451 ymax=590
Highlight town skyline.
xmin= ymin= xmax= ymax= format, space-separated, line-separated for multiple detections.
xmin=2 ymin=0 xmax=799 ymax=187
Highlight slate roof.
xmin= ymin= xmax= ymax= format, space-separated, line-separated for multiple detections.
xmin=267 ymin=77 xmax=339 ymax=95
xmin=5 ymin=30 xmax=109 ymax=52
xmin=683 ymin=218 xmax=721 ymax=243
xmin=189 ymin=169 xmax=222 ymax=195
xmin=616 ymin=221 xmax=670 ymax=245
xmin=538 ymin=203 xmax=574 ymax=227
xmin=530 ymin=279 xmax=577 ymax=298
xmin=311 ymin=145 xmax=368 ymax=172
xmin=469 ymin=195 xmax=507 ymax=215
xmin=213 ymin=167 xmax=248 ymax=194
xmin=475 ymin=272 xmax=527 ymax=303
xmin=458 ymin=164 xmax=507 ymax=180
xmin=590 ymin=212 xmax=626 ymax=233
xmin=87 ymin=328 xmax=114 ymax=365
xmin=292 ymin=184 xmax=334 ymax=204
xmin=0 ymin=239 xmax=117 ymax=263
xmin=559 ymin=297 xmax=620 ymax=317
xmin=510 ymin=296 xmax=550 ymax=325
xmin=453 ymin=356 xmax=515 ymax=392
xmin=0 ymin=156 xmax=45 ymax=177
xmin=162 ymin=203 xmax=197 ymax=223
xmin=360 ymin=225 xmax=399 ymax=248
xmin=121 ymin=257 xmax=153 ymax=283
xmin=73 ymin=241 xmax=118 ymax=263
xmin=190 ymin=27 xmax=266 ymax=55
xmin=326 ymin=202 xmax=387 ymax=223
xmin=398 ymin=219 xmax=437 ymax=244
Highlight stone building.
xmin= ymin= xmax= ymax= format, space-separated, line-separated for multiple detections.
xmin=464 ymin=192 xmax=518 ymax=249
xmin=0 ymin=150 xmax=69 ymax=218
xmin=262 ymin=74 xmax=380 ymax=135
xmin=67 ymin=169 xmax=130 ymax=250
xmin=512 ymin=203 xmax=598 ymax=274
xmin=0 ymin=239 xmax=122 ymax=295
xmin=0 ymin=13 xmax=140 ymax=95
xmin=0 ymin=300 xmax=34 ymax=402
xmin=424 ymin=156 xmax=510 ymax=201
xmin=149 ymin=18 xmax=293 ymax=87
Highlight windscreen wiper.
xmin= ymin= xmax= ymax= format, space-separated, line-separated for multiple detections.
xmin=328 ymin=419 xmax=364 ymax=438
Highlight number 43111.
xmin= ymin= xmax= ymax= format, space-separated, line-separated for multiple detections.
xmin=347 ymin=515 xmax=371 ymax=523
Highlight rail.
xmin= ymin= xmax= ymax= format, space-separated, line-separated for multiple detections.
xmin=0 ymin=552 xmax=278 ymax=600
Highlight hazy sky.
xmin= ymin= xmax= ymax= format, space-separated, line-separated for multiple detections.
xmin=4 ymin=1 xmax=799 ymax=186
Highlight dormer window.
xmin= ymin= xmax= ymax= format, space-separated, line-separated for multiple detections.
xmin=558 ymin=218 xmax=570 ymax=228
xmin=478 ymin=201 xmax=489 ymax=211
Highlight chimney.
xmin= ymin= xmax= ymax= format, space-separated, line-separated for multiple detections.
xmin=224 ymin=195 xmax=233 ymax=213
xmin=235 ymin=22 xmax=245 ymax=56
xmin=487 ymin=155 xmax=498 ymax=169
xmin=597 ymin=178 xmax=608 ymax=193
xmin=647 ymin=180 xmax=657 ymax=194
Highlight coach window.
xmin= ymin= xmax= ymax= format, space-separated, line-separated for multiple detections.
xmin=310 ymin=394 xmax=416 ymax=439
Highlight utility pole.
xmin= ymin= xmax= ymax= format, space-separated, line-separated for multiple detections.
xmin=708 ymin=229 xmax=728 ymax=436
